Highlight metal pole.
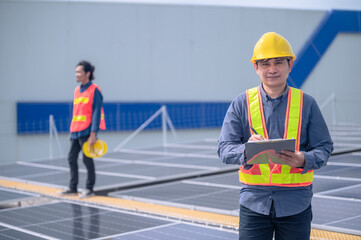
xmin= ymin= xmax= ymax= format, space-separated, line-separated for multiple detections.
xmin=320 ymin=92 xmax=336 ymax=125
xmin=114 ymin=107 xmax=164 ymax=151
xmin=49 ymin=115 xmax=53 ymax=159
xmin=162 ymin=105 xmax=167 ymax=146
xmin=52 ymin=119 xmax=65 ymax=157
xmin=165 ymin=108 xmax=177 ymax=141
xmin=320 ymin=92 xmax=335 ymax=110
xmin=332 ymin=94 xmax=336 ymax=125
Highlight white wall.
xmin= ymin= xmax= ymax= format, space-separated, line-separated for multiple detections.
xmin=0 ymin=1 xmax=324 ymax=102
xmin=302 ymin=33 xmax=361 ymax=125
xmin=1 ymin=0 xmax=356 ymax=163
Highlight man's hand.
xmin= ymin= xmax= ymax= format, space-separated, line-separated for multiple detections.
xmin=276 ymin=150 xmax=305 ymax=168
xmin=249 ymin=134 xmax=264 ymax=141
xmin=245 ymin=135 xmax=265 ymax=159
xmin=88 ymin=132 xmax=97 ymax=147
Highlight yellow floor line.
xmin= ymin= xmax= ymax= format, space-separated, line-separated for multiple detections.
xmin=310 ymin=229 xmax=361 ymax=240
xmin=1 ymin=179 xmax=361 ymax=240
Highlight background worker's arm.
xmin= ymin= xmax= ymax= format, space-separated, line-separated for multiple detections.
xmin=88 ymin=88 xmax=103 ymax=147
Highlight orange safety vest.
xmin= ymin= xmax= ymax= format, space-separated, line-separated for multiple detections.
xmin=239 ymin=86 xmax=313 ymax=187
xmin=70 ymin=83 xmax=106 ymax=132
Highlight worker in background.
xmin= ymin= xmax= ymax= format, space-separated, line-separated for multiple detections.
xmin=218 ymin=32 xmax=333 ymax=239
xmin=59 ymin=60 xmax=106 ymax=198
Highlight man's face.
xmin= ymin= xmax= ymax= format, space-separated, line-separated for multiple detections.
xmin=75 ymin=65 xmax=90 ymax=84
xmin=254 ymin=58 xmax=293 ymax=89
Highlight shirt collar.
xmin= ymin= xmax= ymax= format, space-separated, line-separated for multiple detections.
xmin=80 ymin=81 xmax=92 ymax=89
xmin=260 ymin=83 xmax=289 ymax=102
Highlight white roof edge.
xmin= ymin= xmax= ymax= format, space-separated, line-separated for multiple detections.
xmin=3 ymin=0 xmax=361 ymax=11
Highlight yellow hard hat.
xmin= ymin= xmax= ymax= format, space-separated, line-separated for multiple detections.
xmin=82 ymin=139 xmax=108 ymax=158
xmin=251 ymin=32 xmax=296 ymax=63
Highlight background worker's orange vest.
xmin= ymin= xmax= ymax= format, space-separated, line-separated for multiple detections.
xmin=70 ymin=83 xmax=106 ymax=132
xmin=239 ymin=86 xmax=313 ymax=187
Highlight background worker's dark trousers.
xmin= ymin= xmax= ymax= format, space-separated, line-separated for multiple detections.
xmin=67 ymin=136 xmax=96 ymax=192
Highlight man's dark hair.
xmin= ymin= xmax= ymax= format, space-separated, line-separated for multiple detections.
xmin=255 ymin=57 xmax=292 ymax=65
xmin=77 ymin=60 xmax=95 ymax=80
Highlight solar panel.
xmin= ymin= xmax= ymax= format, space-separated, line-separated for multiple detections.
xmin=166 ymin=141 xmax=218 ymax=148
xmin=112 ymin=223 xmax=238 ymax=240
xmin=0 ymin=201 xmax=171 ymax=239
xmin=0 ymin=164 xmax=60 ymax=178
xmin=178 ymin=189 xmax=239 ymax=212
xmin=21 ymin=170 xmax=145 ymax=191
xmin=330 ymin=124 xmax=361 ymax=154
xmin=0 ymin=227 xmax=49 ymax=240
xmin=0 ymin=140 xmax=237 ymax=192
xmin=0 ymin=188 xmax=38 ymax=205
xmin=112 ymin=182 xmax=221 ymax=201
xmin=98 ymin=163 xmax=207 ymax=178
xmin=103 ymin=151 xmax=170 ymax=160
xmin=316 ymin=165 xmax=361 ymax=178
xmin=312 ymin=196 xmax=361 ymax=235
xmin=0 ymin=201 xmax=237 ymax=240
xmin=140 ymin=146 xmax=210 ymax=153
xmin=318 ymin=185 xmax=361 ymax=199
xmin=329 ymin=153 xmax=361 ymax=164
xmin=110 ymin=181 xmax=240 ymax=215
xmin=312 ymin=177 xmax=361 ymax=193
xmin=187 ymin=172 xmax=240 ymax=186
xmin=34 ymin=157 xmax=115 ymax=168
xmin=108 ymin=141 xmax=361 ymax=236
xmin=153 ymin=156 xmax=226 ymax=167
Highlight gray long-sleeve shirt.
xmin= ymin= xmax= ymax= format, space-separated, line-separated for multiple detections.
xmin=218 ymin=84 xmax=333 ymax=217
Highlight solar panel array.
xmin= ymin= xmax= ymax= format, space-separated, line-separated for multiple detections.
xmin=0 ymin=139 xmax=237 ymax=192
xmin=0 ymin=123 xmax=361 ymax=239
xmin=0 ymin=201 xmax=237 ymax=240
xmin=110 ymin=152 xmax=361 ymax=236
xmin=109 ymin=172 xmax=240 ymax=216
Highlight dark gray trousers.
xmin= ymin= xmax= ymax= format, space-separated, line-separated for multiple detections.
xmin=67 ymin=136 xmax=95 ymax=191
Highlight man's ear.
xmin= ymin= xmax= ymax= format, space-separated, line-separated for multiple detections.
xmin=253 ymin=62 xmax=258 ymax=71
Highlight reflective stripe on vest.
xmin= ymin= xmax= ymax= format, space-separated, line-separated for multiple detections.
xmin=239 ymin=86 xmax=313 ymax=187
xmin=74 ymin=97 xmax=89 ymax=104
xmin=72 ymin=115 xmax=87 ymax=122
xmin=70 ymin=83 xmax=106 ymax=132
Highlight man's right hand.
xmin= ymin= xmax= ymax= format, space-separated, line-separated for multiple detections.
xmin=249 ymin=134 xmax=265 ymax=141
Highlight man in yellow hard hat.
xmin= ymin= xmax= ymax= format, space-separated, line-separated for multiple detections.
xmin=218 ymin=32 xmax=333 ymax=239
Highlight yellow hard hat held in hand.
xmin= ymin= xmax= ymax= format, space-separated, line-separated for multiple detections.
xmin=83 ymin=139 xmax=108 ymax=158
xmin=251 ymin=32 xmax=296 ymax=63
